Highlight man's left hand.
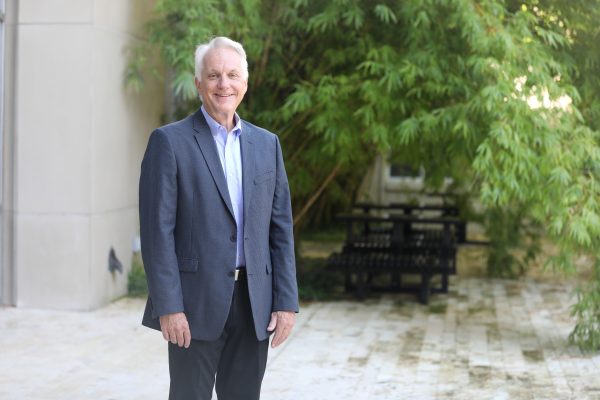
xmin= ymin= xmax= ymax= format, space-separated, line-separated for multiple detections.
xmin=267 ymin=311 xmax=296 ymax=348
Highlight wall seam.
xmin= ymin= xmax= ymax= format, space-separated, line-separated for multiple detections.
xmin=88 ymin=0 xmax=96 ymax=310
xmin=6 ymin=0 xmax=18 ymax=306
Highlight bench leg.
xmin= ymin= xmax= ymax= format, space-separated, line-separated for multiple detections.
xmin=344 ymin=271 xmax=353 ymax=293
xmin=441 ymin=273 xmax=449 ymax=293
xmin=391 ymin=272 xmax=401 ymax=289
xmin=356 ymin=270 xmax=367 ymax=300
xmin=419 ymin=274 xmax=431 ymax=304
xmin=367 ymin=272 xmax=375 ymax=284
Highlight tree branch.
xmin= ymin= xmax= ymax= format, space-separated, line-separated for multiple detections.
xmin=254 ymin=32 xmax=273 ymax=87
xmin=293 ymin=162 xmax=342 ymax=226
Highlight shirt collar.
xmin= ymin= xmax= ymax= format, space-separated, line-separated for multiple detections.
xmin=200 ymin=106 xmax=242 ymax=139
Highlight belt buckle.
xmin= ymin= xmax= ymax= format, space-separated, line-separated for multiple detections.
xmin=234 ymin=267 xmax=246 ymax=281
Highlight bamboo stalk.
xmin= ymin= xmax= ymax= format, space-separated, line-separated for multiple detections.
xmin=293 ymin=162 xmax=342 ymax=226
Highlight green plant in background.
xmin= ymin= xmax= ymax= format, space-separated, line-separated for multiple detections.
xmin=128 ymin=253 xmax=148 ymax=297
xmin=570 ymin=264 xmax=600 ymax=351
xmin=296 ymin=258 xmax=345 ymax=302
xmin=484 ymin=206 xmax=542 ymax=278
xmin=127 ymin=0 xmax=600 ymax=349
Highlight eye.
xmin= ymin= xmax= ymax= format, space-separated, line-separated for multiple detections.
xmin=229 ymin=72 xmax=240 ymax=79
xmin=207 ymin=73 xmax=218 ymax=80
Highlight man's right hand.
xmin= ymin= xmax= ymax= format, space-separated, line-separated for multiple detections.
xmin=159 ymin=312 xmax=191 ymax=348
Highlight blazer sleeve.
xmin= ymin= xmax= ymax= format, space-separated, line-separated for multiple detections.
xmin=139 ymin=129 xmax=184 ymax=318
xmin=269 ymin=135 xmax=300 ymax=312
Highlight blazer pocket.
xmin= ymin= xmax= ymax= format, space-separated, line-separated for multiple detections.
xmin=178 ymin=257 xmax=199 ymax=272
xmin=254 ymin=171 xmax=275 ymax=185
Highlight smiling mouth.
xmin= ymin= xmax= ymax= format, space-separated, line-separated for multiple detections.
xmin=215 ymin=94 xmax=234 ymax=98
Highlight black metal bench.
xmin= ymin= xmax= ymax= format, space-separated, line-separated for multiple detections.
xmin=352 ymin=202 xmax=467 ymax=244
xmin=327 ymin=212 xmax=462 ymax=304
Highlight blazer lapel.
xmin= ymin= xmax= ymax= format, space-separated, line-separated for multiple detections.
xmin=192 ymin=110 xmax=235 ymax=220
xmin=240 ymin=121 xmax=256 ymax=225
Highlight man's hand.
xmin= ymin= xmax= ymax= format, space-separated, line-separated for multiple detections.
xmin=159 ymin=312 xmax=191 ymax=348
xmin=267 ymin=311 xmax=296 ymax=348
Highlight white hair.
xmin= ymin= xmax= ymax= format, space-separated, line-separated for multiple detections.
xmin=194 ymin=36 xmax=249 ymax=82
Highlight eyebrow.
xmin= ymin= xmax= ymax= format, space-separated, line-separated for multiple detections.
xmin=205 ymin=68 xmax=241 ymax=74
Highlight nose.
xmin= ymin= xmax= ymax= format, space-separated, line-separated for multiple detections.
xmin=217 ymin=76 xmax=230 ymax=88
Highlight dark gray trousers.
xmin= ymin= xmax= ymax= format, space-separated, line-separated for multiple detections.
xmin=168 ymin=276 xmax=269 ymax=400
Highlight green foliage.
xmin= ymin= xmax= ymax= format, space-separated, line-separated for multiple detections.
xmin=300 ymin=227 xmax=346 ymax=243
xmin=128 ymin=253 xmax=148 ymax=297
xmin=296 ymin=257 xmax=345 ymax=301
xmin=484 ymin=206 xmax=542 ymax=278
xmin=570 ymin=262 xmax=600 ymax=352
xmin=128 ymin=0 xmax=600 ymax=349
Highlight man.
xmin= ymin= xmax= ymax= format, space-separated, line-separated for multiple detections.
xmin=139 ymin=36 xmax=299 ymax=400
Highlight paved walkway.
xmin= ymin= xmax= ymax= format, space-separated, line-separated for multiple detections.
xmin=1 ymin=277 xmax=600 ymax=399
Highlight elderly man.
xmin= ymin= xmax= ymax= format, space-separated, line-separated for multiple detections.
xmin=139 ymin=36 xmax=299 ymax=400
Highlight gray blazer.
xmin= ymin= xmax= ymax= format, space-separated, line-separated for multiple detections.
xmin=139 ymin=108 xmax=299 ymax=341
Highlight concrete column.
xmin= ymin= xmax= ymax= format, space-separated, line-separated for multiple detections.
xmin=11 ymin=0 xmax=162 ymax=309
xmin=0 ymin=0 xmax=18 ymax=306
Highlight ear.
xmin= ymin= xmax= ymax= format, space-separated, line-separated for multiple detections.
xmin=194 ymin=77 xmax=201 ymax=91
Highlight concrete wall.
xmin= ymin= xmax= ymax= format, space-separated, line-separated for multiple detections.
xmin=1 ymin=0 xmax=18 ymax=306
xmin=357 ymin=155 xmax=452 ymax=206
xmin=4 ymin=0 xmax=162 ymax=309
xmin=357 ymin=155 xmax=429 ymax=205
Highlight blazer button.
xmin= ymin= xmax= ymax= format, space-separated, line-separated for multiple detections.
xmin=230 ymin=234 xmax=236 ymax=242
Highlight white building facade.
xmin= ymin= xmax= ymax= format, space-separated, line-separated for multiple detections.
xmin=1 ymin=0 xmax=162 ymax=309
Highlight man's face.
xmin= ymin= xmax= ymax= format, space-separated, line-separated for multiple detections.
xmin=195 ymin=47 xmax=248 ymax=125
